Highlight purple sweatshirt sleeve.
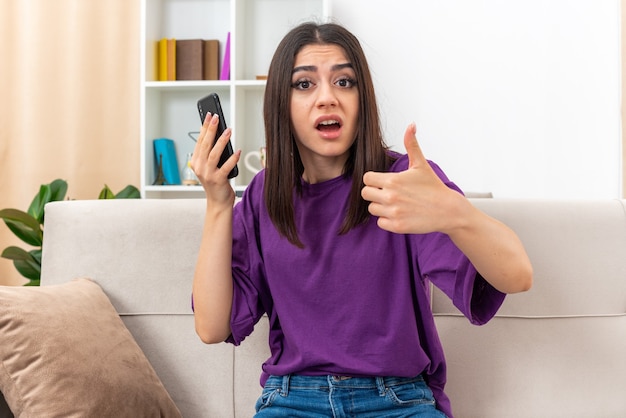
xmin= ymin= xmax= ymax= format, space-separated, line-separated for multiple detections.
xmin=226 ymin=176 xmax=271 ymax=345
xmin=392 ymin=155 xmax=506 ymax=324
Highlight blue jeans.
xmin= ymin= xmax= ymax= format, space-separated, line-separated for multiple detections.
xmin=254 ymin=374 xmax=448 ymax=417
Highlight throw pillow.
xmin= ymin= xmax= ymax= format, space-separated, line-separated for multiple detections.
xmin=0 ymin=278 xmax=181 ymax=418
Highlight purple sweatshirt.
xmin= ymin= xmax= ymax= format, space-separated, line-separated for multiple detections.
xmin=225 ymin=154 xmax=505 ymax=417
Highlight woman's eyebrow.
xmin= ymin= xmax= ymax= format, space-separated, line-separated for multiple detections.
xmin=292 ymin=62 xmax=354 ymax=74
xmin=332 ymin=63 xmax=353 ymax=71
xmin=292 ymin=65 xmax=316 ymax=74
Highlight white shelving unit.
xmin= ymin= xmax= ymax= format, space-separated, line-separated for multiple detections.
xmin=140 ymin=0 xmax=329 ymax=198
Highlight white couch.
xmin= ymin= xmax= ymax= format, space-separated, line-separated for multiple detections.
xmin=1 ymin=198 xmax=624 ymax=417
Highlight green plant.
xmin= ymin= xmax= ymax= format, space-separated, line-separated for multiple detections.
xmin=0 ymin=179 xmax=140 ymax=285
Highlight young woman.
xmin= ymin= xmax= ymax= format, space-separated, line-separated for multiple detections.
xmin=191 ymin=22 xmax=532 ymax=418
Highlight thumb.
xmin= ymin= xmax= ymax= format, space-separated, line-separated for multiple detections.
xmin=404 ymin=123 xmax=426 ymax=168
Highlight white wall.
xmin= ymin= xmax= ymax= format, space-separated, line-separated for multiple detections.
xmin=329 ymin=0 xmax=622 ymax=198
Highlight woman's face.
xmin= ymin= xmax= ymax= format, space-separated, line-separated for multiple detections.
xmin=289 ymin=43 xmax=359 ymax=183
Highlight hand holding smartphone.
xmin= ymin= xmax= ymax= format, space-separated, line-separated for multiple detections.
xmin=197 ymin=93 xmax=239 ymax=179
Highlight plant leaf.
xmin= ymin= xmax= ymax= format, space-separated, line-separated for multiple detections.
xmin=0 ymin=209 xmax=43 ymax=246
xmin=28 ymin=179 xmax=68 ymax=223
xmin=2 ymin=248 xmax=42 ymax=284
xmin=3 ymin=220 xmax=42 ymax=246
xmin=24 ymin=279 xmax=41 ymax=286
xmin=114 ymin=185 xmax=141 ymax=199
xmin=30 ymin=248 xmax=42 ymax=265
xmin=98 ymin=185 xmax=115 ymax=199
xmin=0 ymin=208 xmax=41 ymax=231
xmin=48 ymin=179 xmax=68 ymax=202
xmin=28 ymin=184 xmax=51 ymax=222
xmin=13 ymin=258 xmax=40 ymax=281
xmin=1 ymin=246 xmax=37 ymax=262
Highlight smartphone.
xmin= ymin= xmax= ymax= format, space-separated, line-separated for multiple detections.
xmin=197 ymin=93 xmax=239 ymax=179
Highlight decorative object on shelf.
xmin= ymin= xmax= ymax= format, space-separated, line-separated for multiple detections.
xmin=0 ymin=179 xmax=140 ymax=286
xmin=244 ymin=147 xmax=266 ymax=175
xmin=153 ymin=138 xmax=181 ymax=185
xmin=182 ymin=153 xmax=199 ymax=186
xmin=158 ymin=38 xmax=176 ymax=81
xmin=219 ymin=32 xmax=231 ymax=80
xmin=153 ymin=154 xmax=166 ymax=185
xmin=187 ymin=131 xmax=199 ymax=142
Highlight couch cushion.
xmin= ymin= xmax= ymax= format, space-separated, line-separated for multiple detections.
xmin=436 ymin=314 xmax=626 ymax=417
xmin=0 ymin=278 xmax=181 ymax=418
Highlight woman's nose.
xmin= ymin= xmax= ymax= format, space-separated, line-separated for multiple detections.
xmin=315 ymin=83 xmax=338 ymax=108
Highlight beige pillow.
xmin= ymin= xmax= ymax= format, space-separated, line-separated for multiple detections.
xmin=0 ymin=278 xmax=181 ymax=418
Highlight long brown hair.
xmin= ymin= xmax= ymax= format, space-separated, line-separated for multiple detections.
xmin=263 ymin=22 xmax=396 ymax=247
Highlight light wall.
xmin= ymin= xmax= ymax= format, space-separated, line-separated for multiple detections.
xmin=331 ymin=0 xmax=623 ymax=198
xmin=0 ymin=0 xmax=140 ymax=285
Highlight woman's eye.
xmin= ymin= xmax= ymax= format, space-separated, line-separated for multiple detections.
xmin=336 ymin=77 xmax=356 ymax=88
xmin=292 ymin=79 xmax=313 ymax=90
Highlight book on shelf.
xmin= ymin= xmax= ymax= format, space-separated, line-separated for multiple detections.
xmin=176 ymin=39 xmax=203 ymax=80
xmin=153 ymin=138 xmax=181 ymax=185
xmin=172 ymin=38 xmax=220 ymax=81
xmin=220 ymin=32 xmax=231 ymax=80
xmin=203 ymin=39 xmax=220 ymax=81
xmin=158 ymin=38 xmax=176 ymax=81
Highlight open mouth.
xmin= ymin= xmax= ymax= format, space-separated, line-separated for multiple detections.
xmin=316 ymin=119 xmax=341 ymax=132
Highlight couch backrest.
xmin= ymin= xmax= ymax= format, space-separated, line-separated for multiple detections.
xmin=433 ymin=199 xmax=626 ymax=417
xmin=39 ymin=198 xmax=626 ymax=418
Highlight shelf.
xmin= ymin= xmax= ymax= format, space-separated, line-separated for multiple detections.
xmin=140 ymin=0 xmax=329 ymax=198
xmin=144 ymin=81 xmax=231 ymax=91
xmin=144 ymin=184 xmax=247 ymax=199
xmin=144 ymin=185 xmax=203 ymax=193
xmin=144 ymin=80 xmax=266 ymax=92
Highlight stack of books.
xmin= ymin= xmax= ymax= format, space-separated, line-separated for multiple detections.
xmin=158 ymin=34 xmax=230 ymax=81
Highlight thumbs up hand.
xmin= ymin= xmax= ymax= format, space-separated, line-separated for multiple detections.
xmin=361 ymin=123 xmax=467 ymax=235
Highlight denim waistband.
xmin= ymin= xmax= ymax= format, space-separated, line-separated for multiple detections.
xmin=264 ymin=374 xmax=425 ymax=396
